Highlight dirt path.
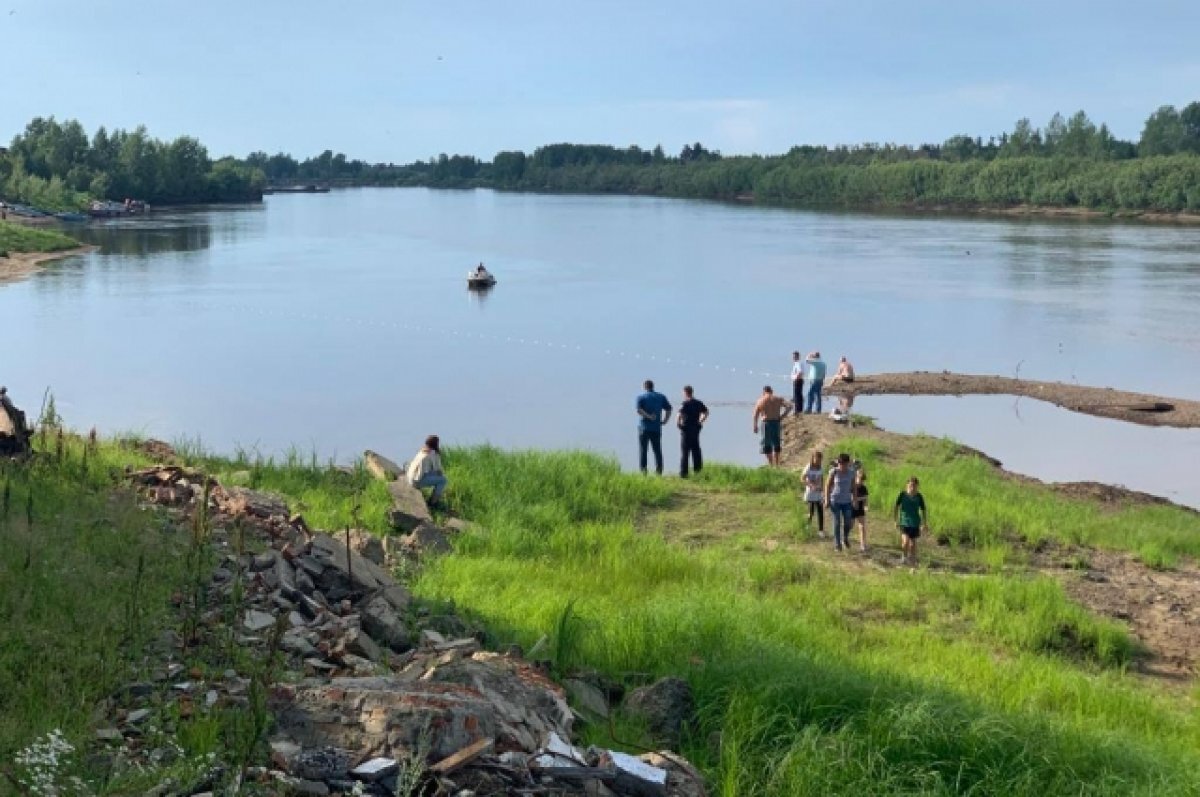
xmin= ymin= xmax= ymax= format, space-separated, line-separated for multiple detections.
xmin=0 ymin=246 xmax=94 ymax=285
xmin=834 ymin=371 xmax=1200 ymax=428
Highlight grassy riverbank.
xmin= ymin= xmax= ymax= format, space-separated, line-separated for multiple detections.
xmin=0 ymin=220 xmax=79 ymax=255
xmin=4 ymin=429 xmax=1199 ymax=794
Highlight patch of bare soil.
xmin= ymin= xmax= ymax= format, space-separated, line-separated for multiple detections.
xmin=1045 ymin=549 xmax=1200 ymax=680
xmin=837 ymin=371 xmax=1200 ymax=429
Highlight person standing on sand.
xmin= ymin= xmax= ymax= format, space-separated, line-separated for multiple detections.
xmin=803 ymin=451 xmax=826 ymax=537
xmin=852 ymin=467 xmax=870 ymax=552
xmin=752 ymin=386 xmax=792 ymax=467
xmin=636 ymin=379 xmax=673 ymax=475
xmin=676 ymin=385 xmax=709 ymax=478
xmin=406 ymin=435 xmax=448 ymax=508
xmin=805 ymin=352 xmax=827 ymax=414
xmin=790 ymin=351 xmax=805 ymax=410
xmin=892 ymin=476 xmax=929 ymax=567
xmin=824 ymin=453 xmax=855 ymax=551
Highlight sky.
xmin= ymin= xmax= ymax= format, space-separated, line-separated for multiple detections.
xmin=2 ymin=1 xmax=1199 ymax=163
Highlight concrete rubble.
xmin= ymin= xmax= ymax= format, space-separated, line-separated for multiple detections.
xmin=102 ymin=451 xmax=707 ymax=796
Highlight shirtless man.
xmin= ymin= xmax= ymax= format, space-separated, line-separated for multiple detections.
xmin=752 ymin=385 xmax=792 ymax=467
xmin=829 ymin=356 xmax=856 ymax=386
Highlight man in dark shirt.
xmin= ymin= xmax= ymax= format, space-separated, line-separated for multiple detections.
xmin=676 ymin=385 xmax=710 ymax=478
xmin=636 ymin=379 xmax=673 ymax=475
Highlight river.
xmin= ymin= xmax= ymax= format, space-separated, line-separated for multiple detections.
xmin=3 ymin=189 xmax=1199 ymax=505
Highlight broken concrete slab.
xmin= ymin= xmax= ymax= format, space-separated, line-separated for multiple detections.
xmin=385 ymin=480 xmax=432 ymax=532
xmin=363 ymin=450 xmax=403 ymax=482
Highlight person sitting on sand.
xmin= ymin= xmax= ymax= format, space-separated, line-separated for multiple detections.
xmin=406 ymin=435 xmax=448 ymax=508
xmin=829 ymin=356 xmax=855 ymax=386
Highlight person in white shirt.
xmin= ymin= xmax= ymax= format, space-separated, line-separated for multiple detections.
xmin=790 ymin=351 xmax=804 ymax=410
xmin=406 ymin=435 xmax=448 ymax=507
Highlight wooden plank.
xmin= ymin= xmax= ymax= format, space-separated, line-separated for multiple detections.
xmin=430 ymin=737 xmax=494 ymax=775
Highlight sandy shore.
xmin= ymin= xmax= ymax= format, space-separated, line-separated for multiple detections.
xmin=829 ymin=371 xmax=1200 ymax=429
xmin=0 ymin=246 xmax=95 ymax=285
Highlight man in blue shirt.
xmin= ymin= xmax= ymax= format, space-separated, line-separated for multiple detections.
xmin=805 ymin=352 xmax=827 ymax=414
xmin=636 ymin=379 xmax=673 ymax=475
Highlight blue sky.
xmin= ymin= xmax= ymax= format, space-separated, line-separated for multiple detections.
xmin=2 ymin=1 xmax=1198 ymax=162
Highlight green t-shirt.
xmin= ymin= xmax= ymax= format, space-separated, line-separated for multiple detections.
xmin=894 ymin=491 xmax=926 ymax=528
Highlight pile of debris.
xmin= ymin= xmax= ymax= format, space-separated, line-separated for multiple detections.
xmin=0 ymin=386 xmax=31 ymax=456
xmin=113 ymin=451 xmax=707 ymax=796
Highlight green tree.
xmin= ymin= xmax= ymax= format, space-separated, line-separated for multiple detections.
xmin=1139 ymin=106 xmax=1185 ymax=156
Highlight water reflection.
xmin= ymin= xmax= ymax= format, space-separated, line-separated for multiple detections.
xmin=74 ymin=220 xmax=213 ymax=257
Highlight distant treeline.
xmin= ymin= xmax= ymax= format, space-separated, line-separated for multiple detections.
xmin=1 ymin=118 xmax=265 ymax=211
xmin=246 ymin=103 xmax=1200 ymax=213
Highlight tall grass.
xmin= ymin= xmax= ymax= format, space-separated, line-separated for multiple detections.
xmin=414 ymin=446 xmax=1200 ymax=796
xmin=0 ymin=220 xmax=80 ymax=255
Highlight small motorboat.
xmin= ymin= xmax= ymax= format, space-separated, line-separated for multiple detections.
xmin=467 ymin=265 xmax=496 ymax=289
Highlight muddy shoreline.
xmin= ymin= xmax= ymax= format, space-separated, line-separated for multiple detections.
xmin=834 ymin=371 xmax=1200 ymax=429
xmin=0 ymin=245 xmax=95 ymax=285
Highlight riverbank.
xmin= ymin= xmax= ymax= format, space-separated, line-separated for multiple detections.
xmin=4 ymin=414 xmax=1200 ymax=795
xmin=831 ymin=371 xmax=1200 ymax=429
xmin=0 ymin=246 xmax=95 ymax=284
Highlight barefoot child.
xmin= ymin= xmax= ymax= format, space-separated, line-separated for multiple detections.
xmin=802 ymin=451 xmax=825 ymax=538
xmin=892 ymin=477 xmax=928 ymax=567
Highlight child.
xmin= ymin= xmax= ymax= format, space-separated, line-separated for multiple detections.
xmin=852 ymin=467 xmax=869 ymax=552
xmin=892 ymin=476 xmax=928 ymax=567
xmin=802 ymin=451 xmax=825 ymax=538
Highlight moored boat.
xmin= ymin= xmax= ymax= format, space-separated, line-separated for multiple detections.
xmin=467 ymin=264 xmax=496 ymax=289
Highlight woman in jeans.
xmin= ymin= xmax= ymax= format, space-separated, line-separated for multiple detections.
xmin=824 ymin=453 xmax=856 ymax=552
xmin=802 ymin=451 xmax=825 ymax=538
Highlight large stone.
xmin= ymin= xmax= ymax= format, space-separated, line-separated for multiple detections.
xmin=363 ymin=450 xmax=403 ymax=482
xmin=271 ymin=652 xmax=572 ymax=761
xmin=401 ymin=522 xmax=451 ymax=556
xmin=361 ymin=594 xmax=411 ymax=652
xmin=344 ymin=529 xmax=385 ymax=566
xmin=386 ymin=480 xmax=433 ymax=532
xmin=218 ymin=486 xmax=290 ymax=520
xmin=623 ymin=678 xmax=694 ymax=747
xmin=309 ymin=533 xmax=395 ymax=595
xmin=339 ymin=627 xmax=384 ymax=663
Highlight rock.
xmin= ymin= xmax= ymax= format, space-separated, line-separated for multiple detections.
xmin=243 ymin=609 xmax=277 ymax=633
xmin=361 ymin=594 xmax=411 ymax=652
xmin=126 ymin=708 xmax=152 ymax=725
xmin=281 ymin=632 xmax=320 ymax=658
xmin=94 ymin=728 xmax=123 ymax=742
xmin=623 ymin=678 xmax=694 ymax=747
xmin=271 ymin=653 xmax=572 ymax=762
xmin=639 ymin=751 xmax=709 ymax=797
xmin=565 ymin=678 xmax=610 ymax=718
xmin=364 ymin=450 xmax=404 ymax=481
xmin=310 ymin=533 xmax=395 ymax=595
xmin=289 ymin=747 xmax=351 ymax=781
xmin=401 ymin=522 xmax=451 ymax=556
xmin=420 ymin=629 xmax=447 ymax=647
xmin=345 ymin=529 xmax=385 ymax=566
xmin=251 ymin=552 xmax=278 ymax=572
xmin=386 ymin=480 xmax=433 ymax=532
xmin=218 ymin=486 xmax=290 ymax=520
xmin=340 ymin=628 xmax=384 ymax=663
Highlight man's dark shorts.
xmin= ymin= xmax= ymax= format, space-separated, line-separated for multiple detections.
xmin=760 ymin=420 xmax=782 ymax=453
xmin=901 ymin=526 xmax=921 ymax=539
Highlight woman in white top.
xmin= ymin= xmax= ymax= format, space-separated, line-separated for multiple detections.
xmin=406 ymin=434 xmax=448 ymax=507
xmin=802 ymin=451 xmax=825 ymax=538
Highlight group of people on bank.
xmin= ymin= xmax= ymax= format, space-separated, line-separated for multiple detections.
xmin=404 ymin=348 xmax=927 ymax=567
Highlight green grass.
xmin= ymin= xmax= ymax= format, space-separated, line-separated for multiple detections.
xmin=408 ymin=444 xmax=1200 ymax=796
xmin=0 ymin=220 xmax=80 ymax=255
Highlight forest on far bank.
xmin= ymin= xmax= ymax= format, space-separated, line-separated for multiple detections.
xmin=245 ymin=102 xmax=1200 ymax=213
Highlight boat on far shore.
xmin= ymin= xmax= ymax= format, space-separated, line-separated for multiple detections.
xmin=263 ymin=184 xmax=331 ymax=195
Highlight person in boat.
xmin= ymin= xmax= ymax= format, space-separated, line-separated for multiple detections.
xmin=473 ymin=263 xmax=490 ymax=278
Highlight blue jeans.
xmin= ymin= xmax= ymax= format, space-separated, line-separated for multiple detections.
xmin=830 ymin=502 xmax=854 ymax=548
xmin=806 ymin=380 xmax=823 ymax=414
xmin=413 ymin=472 xmax=447 ymax=501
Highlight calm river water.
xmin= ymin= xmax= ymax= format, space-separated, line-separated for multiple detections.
xmin=3 ymin=189 xmax=1199 ymax=505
